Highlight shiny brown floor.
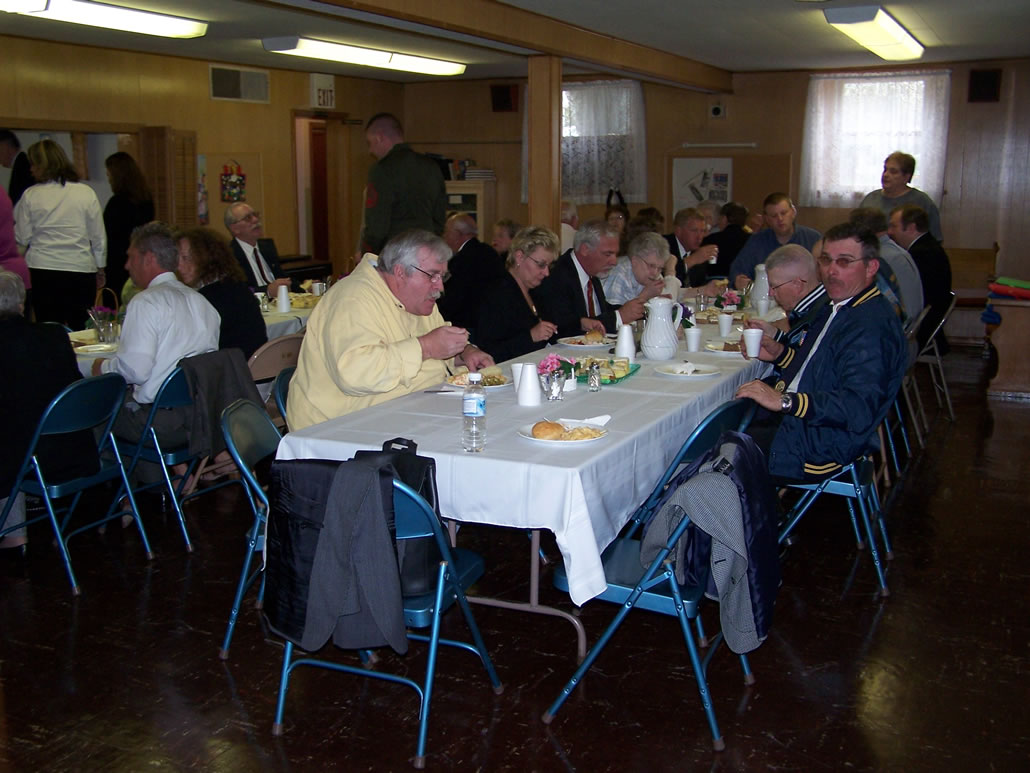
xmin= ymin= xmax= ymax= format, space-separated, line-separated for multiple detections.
xmin=2 ymin=349 xmax=1028 ymax=772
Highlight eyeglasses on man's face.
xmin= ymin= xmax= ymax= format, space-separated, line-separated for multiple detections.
xmin=816 ymin=256 xmax=866 ymax=269
xmin=769 ymin=277 xmax=807 ymax=293
xmin=411 ymin=264 xmax=450 ymax=284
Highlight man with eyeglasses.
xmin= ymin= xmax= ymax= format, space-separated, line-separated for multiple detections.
xmin=286 ymin=229 xmax=493 ymax=431
xmin=602 ymin=231 xmax=668 ymax=306
xmin=736 ymin=223 xmax=905 ymax=482
xmin=225 ymin=202 xmax=293 ymax=298
xmin=744 ymin=244 xmax=827 ymax=349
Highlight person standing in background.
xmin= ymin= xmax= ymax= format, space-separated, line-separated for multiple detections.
xmin=361 ymin=113 xmax=446 ymax=254
xmin=14 ymin=139 xmax=105 ymax=330
xmin=104 ymin=152 xmax=155 ymax=303
xmin=0 ymin=130 xmax=33 ymax=206
xmin=0 ymin=189 xmax=31 ymax=319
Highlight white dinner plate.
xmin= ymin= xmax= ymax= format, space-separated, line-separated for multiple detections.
xmin=654 ymin=363 xmax=720 ymax=378
xmin=556 ymin=336 xmax=615 ymax=349
xmin=443 ymin=377 xmax=510 ymax=391
xmin=704 ymin=341 xmax=743 ymax=355
xmin=77 ymin=343 xmax=118 ymax=353
xmin=517 ymin=421 xmax=609 ymax=445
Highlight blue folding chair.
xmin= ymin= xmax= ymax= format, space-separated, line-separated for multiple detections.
xmin=777 ymin=456 xmax=892 ymax=597
xmin=114 ymin=367 xmax=242 ymax=552
xmin=0 ymin=373 xmax=151 ymax=595
xmin=271 ymin=478 xmax=503 ymax=769
xmin=218 ymin=399 xmax=281 ymax=660
xmin=543 ymin=398 xmax=758 ymax=751
xmin=272 ymin=365 xmax=295 ymax=431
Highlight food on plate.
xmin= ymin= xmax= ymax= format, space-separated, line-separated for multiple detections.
xmin=531 ymin=421 xmax=604 ymax=441
xmin=672 ymin=362 xmax=698 ymax=375
xmin=289 ymin=292 xmax=320 ymax=309
xmin=576 ymin=356 xmax=630 ymax=382
xmin=531 ymin=420 xmax=566 ymax=440
xmin=447 ymin=365 xmax=508 ymax=387
xmin=563 ymin=426 xmax=604 ymax=441
xmin=583 ymin=328 xmax=606 ymax=343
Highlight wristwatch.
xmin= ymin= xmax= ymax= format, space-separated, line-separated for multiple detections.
xmin=780 ymin=392 xmax=795 ymax=414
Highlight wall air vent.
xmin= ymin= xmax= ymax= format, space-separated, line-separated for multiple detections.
xmin=210 ymin=65 xmax=270 ymax=103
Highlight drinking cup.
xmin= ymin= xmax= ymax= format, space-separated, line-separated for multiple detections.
xmin=743 ymin=328 xmax=764 ymax=358
xmin=718 ymin=313 xmax=733 ymax=337
xmin=685 ymin=327 xmax=702 ymax=352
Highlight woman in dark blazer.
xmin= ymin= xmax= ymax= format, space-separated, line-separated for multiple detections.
xmin=176 ymin=227 xmax=267 ymax=359
xmin=474 ymin=226 xmax=560 ymax=363
xmin=103 ymin=152 xmax=155 ymax=302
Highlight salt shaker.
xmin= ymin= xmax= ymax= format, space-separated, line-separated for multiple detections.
xmin=588 ymin=362 xmax=602 ymax=392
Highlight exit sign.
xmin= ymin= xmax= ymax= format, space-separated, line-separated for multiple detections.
xmin=310 ymin=73 xmax=335 ymax=109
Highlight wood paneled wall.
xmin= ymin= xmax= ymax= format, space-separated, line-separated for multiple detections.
xmin=0 ymin=35 xmax=402 ymax=256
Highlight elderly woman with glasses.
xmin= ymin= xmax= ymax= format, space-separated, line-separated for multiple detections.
xmin=475 ymin=226 xmax=561 ymax=363
xmin=602 ymin=231 xmax=668 ymax=306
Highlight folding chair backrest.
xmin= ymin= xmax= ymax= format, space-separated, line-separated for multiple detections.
xmin=918 ymin=291 xmax=957 ymax=356
xmin=631 ymin=398 xmax=757 ymax=529
xmin=905 ymin=305 xmax=931 ymax=342
xmin=221 ymin=398 xmax=281 ymax=505
xmin=153 ymin=368 xmax=193 ymax=409
xmin=248 ymin=333 xmax=304 ymax=382
xmin=36 ymin=373 xmax=127 ymax=437
xmin=273 ymin=366 xmax=295 ymax=422
xmin=392 ymin=479 xmax=445 ymax=546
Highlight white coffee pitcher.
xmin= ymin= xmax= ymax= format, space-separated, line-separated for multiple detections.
xmin=640 ymin=296 xmax=683 ymax=360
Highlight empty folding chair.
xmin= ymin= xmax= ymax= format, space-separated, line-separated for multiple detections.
xmin=917 ymin=291 xmax=957 ymax=423
xmin=218 ymin=398 xmax=281 ymax=660
xmin=272 ymin=365 xmax=295 ymax=432
xmin=0 ymin=373 xmax=151 ymax=594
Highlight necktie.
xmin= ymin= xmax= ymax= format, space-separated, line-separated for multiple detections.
xmin=586 ymin=279 xmax=596 ymax=317
xmin=253 ymin=247 xmax=275 ymax=285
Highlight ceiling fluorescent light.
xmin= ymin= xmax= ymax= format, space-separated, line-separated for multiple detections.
xmin=824 ymin=6 xmax=923 ymax=61
xmin=263 ymin=36 xmax=466 ymax=77
xmin=5 ymin=0 xmax=207 ymax=38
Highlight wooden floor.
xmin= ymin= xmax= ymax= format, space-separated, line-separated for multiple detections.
xmin=1 ymin=348 xmax=1027 ymax=771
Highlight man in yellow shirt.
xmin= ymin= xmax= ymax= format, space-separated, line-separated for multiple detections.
xmin=287 ymin=230 xmax=495 ymax=431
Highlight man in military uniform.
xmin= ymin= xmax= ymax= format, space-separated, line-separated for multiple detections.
xmin=361 ymin=113 xmax=446 ymax=255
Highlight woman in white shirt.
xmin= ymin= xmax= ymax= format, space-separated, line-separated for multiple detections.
xmin=14 ymin=139 xmax=106 ymax=329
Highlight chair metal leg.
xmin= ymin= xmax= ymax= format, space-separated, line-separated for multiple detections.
xmin=901 ymin=378 xmax=925 ymax=449
xmin=271 ymin=641 xmax=294 ymax=736
xmin=668 ymin=576 xmax=725 ymax=751
xmin=41 ymin=492 xmax=81 ymax=595
xmin=414 ymin=564 xmax=449 ymax=769
xmin=910 ymin=369 xmax=929 ymax=436
xmin=850 ymin=466 xmax=889 ymax=597
xmin=219 ymin=516 xmax=264 ymax=660
xmin=928 ymin=343 xmax=955 ymax=421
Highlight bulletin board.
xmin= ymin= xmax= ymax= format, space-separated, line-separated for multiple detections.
xmin=670 ymin=153 xmax=792 ymax=217
xmin=200 ymin=152 xmax=263 ymax=230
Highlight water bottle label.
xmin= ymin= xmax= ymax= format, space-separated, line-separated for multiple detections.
xmin=463 ymin=394 xmax=485 ymax=417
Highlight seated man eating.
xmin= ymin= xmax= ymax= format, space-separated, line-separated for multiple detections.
xmin=287 ymin=229 xmax=494 ymax=431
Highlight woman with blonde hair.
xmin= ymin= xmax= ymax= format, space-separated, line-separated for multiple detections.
xmin=475 ymin=226 xmax=560 ymax=362
xmin=14 ymin=138 xmax=105 ymax=328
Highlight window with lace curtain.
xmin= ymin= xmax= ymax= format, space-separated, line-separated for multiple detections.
xmin=799 ymin=70 xmax=951 ymax=209
xmin=521 ymin=79 xmax=647 ymax=204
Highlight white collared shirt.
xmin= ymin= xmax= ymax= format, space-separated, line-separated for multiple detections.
xmin=235 ymin=238 xmax=276 ymax=285
xmin=572 ymin=252 xmax=623 ymax=328
xmin=788 ymin=296 xmax=853 ymax=392
xmin=101 ymin=272 xmax=220 ymax=404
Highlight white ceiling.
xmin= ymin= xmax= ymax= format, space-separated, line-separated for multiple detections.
xmin=2 ymin=0 xmax=1029 ymax=85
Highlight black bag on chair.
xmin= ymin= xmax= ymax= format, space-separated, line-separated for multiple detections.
xmin=354 ymin=438 xmax=444 ymax=596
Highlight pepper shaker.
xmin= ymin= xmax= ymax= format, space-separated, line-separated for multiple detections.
xmin=588 ymin=362 xmax=602 ymax=392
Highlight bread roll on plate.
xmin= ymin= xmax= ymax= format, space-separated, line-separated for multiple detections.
xmin=531 ymin=421 xmax=565 ymax=440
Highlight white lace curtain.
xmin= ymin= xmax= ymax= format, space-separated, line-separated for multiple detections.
xmin=521 ymin=79 xmax=647 ymax=204
xmin=800 ymin=70 xmax=951 ymax=208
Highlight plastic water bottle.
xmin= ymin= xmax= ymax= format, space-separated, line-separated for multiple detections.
xmin=462 ymin=372 xmax=486 ymax=452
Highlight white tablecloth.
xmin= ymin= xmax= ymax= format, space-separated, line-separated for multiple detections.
xmin=277 ymin=327 xmax=769 ymax=606
xmin=263 ymin=306 xmax=313 ymax=339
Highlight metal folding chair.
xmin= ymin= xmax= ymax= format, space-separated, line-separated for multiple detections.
xmin=0 ymin=373 xmax=151 ymax=594
xmin=272 ymin=365 xmax=295 ymax=432
xmin=270 ymin=478 xmax=503 ymax=769
xmin=778 ymin=457 xmax=892 ymax=597
xmin=249 ymin=332 xmax=303 ymax=428
xmin=900 ymin=305 xmax=932 ymax=448
xmin=114 ymin=367 xmax=242 ymax=552
xmin=543 ymin=399 xmax=759 ymax=751
xmin=218 ymin=399 xmax=281 ymax=660
xmin=916 ymin=291 xmax=957 ymax=423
